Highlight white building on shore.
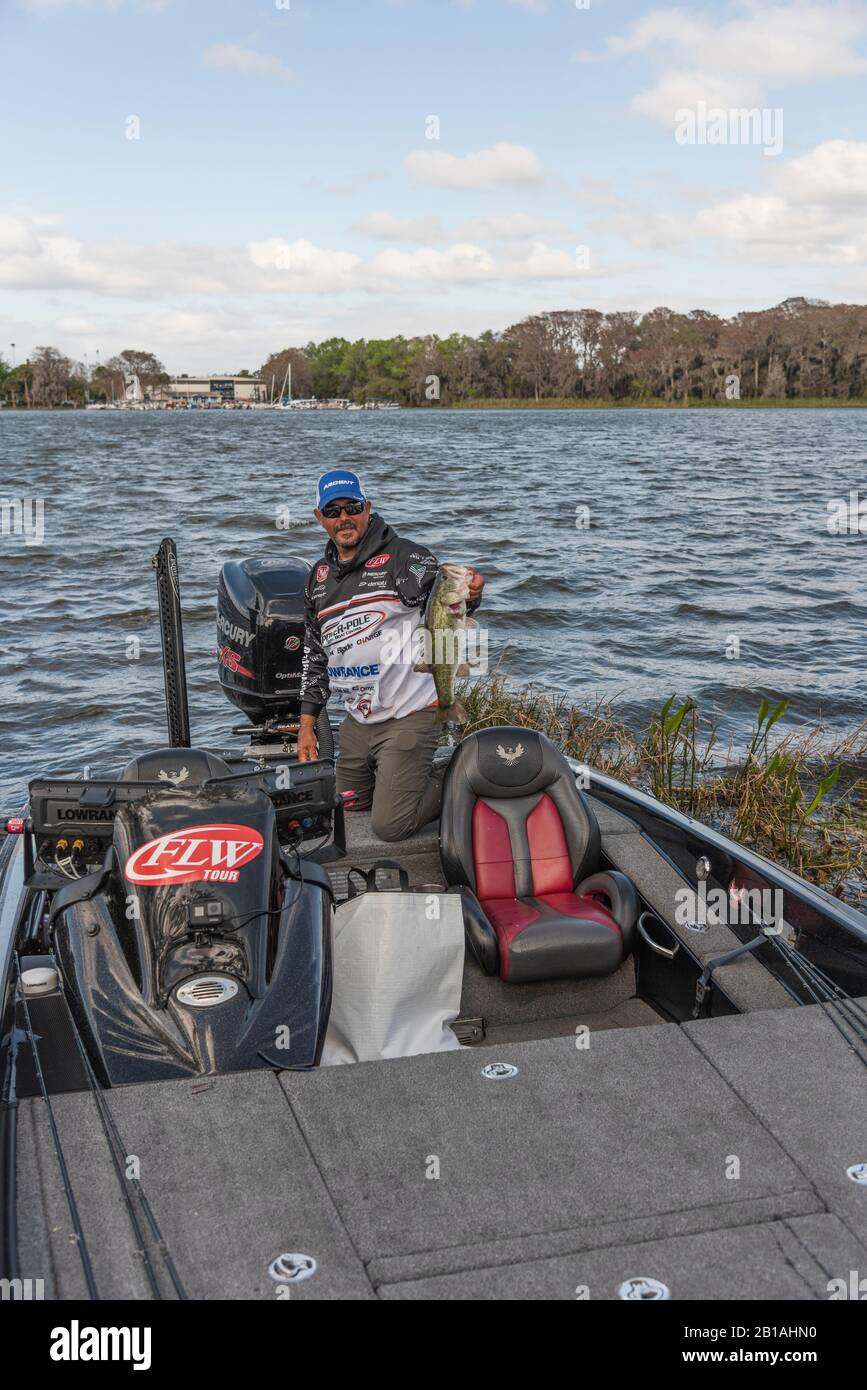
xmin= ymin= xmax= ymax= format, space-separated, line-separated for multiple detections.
xmin=159 ymin=375 xmax=268 ymax=405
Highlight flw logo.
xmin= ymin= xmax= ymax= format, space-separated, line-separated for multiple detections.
xmin=365 ymin=553 xmax=390 ymax=569
xmin=125 ymin=824 xmax=264 ymax=885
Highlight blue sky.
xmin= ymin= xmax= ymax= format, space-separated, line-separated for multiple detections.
xmin=2 ymin=0 xmax=867 ymax=371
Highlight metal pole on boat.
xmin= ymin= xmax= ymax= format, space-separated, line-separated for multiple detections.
xmin=152 ymin=537 xmax=192 ymax=747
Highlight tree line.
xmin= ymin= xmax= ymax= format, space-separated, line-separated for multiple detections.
xmin=4 ymin=298 xmax=867 ymax=407
xmin=0 ymin=348 xmax=168 ymax=408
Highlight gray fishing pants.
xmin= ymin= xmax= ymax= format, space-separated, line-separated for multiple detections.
xmin=336 ymin=706 xmax=441 ymax=842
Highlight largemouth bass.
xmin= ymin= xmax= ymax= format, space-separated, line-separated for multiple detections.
xmin=413 ymin=563 xmax=475 ymax=724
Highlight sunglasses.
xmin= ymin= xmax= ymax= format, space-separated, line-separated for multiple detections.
xmin=321 ymin=500 xmax=365 ymax=519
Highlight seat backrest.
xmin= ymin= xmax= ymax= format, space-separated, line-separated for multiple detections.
xmin=119 ymin=747 xmax=234 ymax=785
xmin=439 ymin=727 xmax=600 ymax=898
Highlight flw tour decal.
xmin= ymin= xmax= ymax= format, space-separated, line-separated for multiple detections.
xmin=125 ymin=823 xmax=264 ymax=885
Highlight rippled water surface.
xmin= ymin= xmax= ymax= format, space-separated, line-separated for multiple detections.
xmin=1 ymin=407 xmax=866 ymax=806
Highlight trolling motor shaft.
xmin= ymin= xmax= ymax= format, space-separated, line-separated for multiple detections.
xmin=152 ymin=537 xmax=191 ymax=748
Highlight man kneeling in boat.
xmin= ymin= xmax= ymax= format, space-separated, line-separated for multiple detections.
xmin=297 ymin=469 xmax=484 ymax=841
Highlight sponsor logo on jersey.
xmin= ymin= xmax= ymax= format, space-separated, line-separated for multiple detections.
xmin=327 ymin=663 xmax=381 ymax=678
xmin=315 ymin=563 xmax=330 ymax=583
xmin=125 ymin=823 xmax=264 ymax=886
xmin=365 ymin=553 xmax=390 ymax=569
xmin=284 ymin=635 xmax=301 ymax=651
xmin=322 ymin=607 xmax=386 ymax=645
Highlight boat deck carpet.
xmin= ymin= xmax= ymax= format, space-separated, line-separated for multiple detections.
xmin=16 ymin=997 xmax=867 ymax=1300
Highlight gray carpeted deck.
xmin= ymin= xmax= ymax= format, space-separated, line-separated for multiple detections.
xmin=377 ymin=1216 xmax=866 ymax=1300
xmin=16 ymin=1071 xmax=374 ymax=1301
xmin=16 ymin=997 xmax=867 ymax=1300
xmin=280 ymin=1025 xmax=814 ymax=1264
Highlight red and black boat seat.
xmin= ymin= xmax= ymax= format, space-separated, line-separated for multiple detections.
xmin=439 ymin=727 xmax=639 ymax=983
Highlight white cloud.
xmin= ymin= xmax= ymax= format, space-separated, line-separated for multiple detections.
xmin=352 ymin=211 xmax=570 ymax=241
xmin=577 ymin=1 xmax=867 ymax=126
xmin=0 ymin=211 xmax=606 ymax=298
xmin=693 ymin=140 xmax=867 ymax=265
xmin=575 ymin=178 xmax=690 ymax=251
xmin=780 ymin=138 xmax=867 ymax=207
xmin=253 ymin=235 xmax=592 ymax=287
xmin=248 ymin=238 xmax=362 ymax=291
xmin=368 ymin=244 xmax=499 ymax=283
xmin=352 ymin=211 xmax=446 ymax=241
xmin=404 ymin=142 xmax=544 ymax=190
xmin=203 ymin=44 xmax=291 ymax=82
xmin=632 ymin=72 xmax=763 ymax=127
xmin=571 ymin=138 xmax=867 ymax=265
xmin=455 ymin=212 xmax=571 ymax=239
xmin=0 ymin=215 xmax=261 ymax=295
xmin=0 ymin=215 xmax=41 ymax=255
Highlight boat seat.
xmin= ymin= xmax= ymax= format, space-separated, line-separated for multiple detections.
xmin=119 ymin=747 xmax=234 ymax=785
xmin=439 ymin=727 xmax=639 ymax=984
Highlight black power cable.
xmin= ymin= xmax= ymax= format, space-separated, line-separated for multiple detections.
xmin=59 ymin=973 xmax=188 ymax=1300
xmin=13 ymin=956 xmax=99 ymax=1300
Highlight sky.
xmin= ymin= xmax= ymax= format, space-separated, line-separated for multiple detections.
xmin=2 ymin=0 xmax=867 ymax=373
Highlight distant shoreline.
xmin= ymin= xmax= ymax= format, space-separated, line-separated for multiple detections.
xmin=4 ymin=397 xmax=867 ymax=414
xmin=447 ymin=397 xmax=867 ymax=410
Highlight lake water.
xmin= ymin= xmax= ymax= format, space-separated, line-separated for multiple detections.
xmin=1 ymin=406 xmax=865 ymax=806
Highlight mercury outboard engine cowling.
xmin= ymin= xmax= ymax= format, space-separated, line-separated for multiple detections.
xmin=217 ymin=557 xmax=309 ymax=723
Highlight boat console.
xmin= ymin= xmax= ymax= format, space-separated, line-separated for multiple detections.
xmin=8 ymin=543 xmax=353 ymax=1084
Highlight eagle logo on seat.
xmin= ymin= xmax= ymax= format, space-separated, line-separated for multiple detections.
xmin=158 ymin=767 xmax=189 ymax=786
xmin=496 ymin=744 xmax=524 ymax=765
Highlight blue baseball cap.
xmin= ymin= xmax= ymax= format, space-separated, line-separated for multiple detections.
xmin=317 ymin=469 xmax=366 ymax=509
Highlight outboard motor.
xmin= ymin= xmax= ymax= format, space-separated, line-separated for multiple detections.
xmin=50 ymin=748 xmax=333 ymax=1085
xmin=217 ymin=557 xmax=308 ymax=724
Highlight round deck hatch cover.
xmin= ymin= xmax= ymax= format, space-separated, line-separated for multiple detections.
xmin=176 ymin=975 xmax=239 ymax=1008
xmin=618 ymin=1277 xmax=671 ymax=1301
xmin=269 ymin=1253 xmax=317 ymax=1284
xmin=481 ymin=1062 xmax=518 ymax=1080
xmin=846 ymin=1163 xmax=867 ymax=1185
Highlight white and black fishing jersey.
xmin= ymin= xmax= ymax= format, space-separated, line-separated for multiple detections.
xmin=300 ymin=514 xmax=477 ymax=724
